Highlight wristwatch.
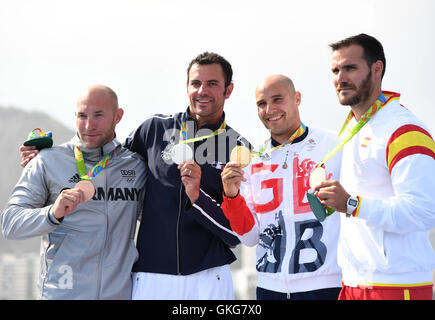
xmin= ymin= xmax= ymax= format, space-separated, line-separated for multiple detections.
xmin=346 ymin=196 xmax=359 ymax=217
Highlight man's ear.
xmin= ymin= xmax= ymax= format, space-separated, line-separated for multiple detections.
xmin=224 ymin=83 xmax=234 ymax=99
xmin=294 ymin=91 xmax=302 ymax=107
xmin=115 ymin=108 xmax=124 ymax=124
xmin=372 ymin=60 xmax=384 ymax=80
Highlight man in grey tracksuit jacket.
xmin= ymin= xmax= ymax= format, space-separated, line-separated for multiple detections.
xmin=1 ymin=86 xmax=146 ymax=299
xmin=1 ymin=135 xmax=146 ymax=299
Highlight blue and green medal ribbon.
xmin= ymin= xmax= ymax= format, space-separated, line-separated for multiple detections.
xmin=308 ymin=93 xmax=390 ymax=221
xmin=74 ymin=146 xmax=113 ymax=181
xmin=316 ymin=93 xmax=387 ymax=169
xmin=253 ymin=122 xmax=307 ymax=158
xmin=178 ymin=112 xmax=227 ymax=144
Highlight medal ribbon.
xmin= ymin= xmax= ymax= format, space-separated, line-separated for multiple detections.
xmin=74 ymin=146 xmax=113 ymax=181
xmin=254 ymin=122 xmax=307 ymax=157
xmin=316 ymin=93 xmax=391 ymax=168
xmin=179 ymin=112 xmax=226 ymax=144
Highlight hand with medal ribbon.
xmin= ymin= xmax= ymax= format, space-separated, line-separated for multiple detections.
xmin=223 ymin=123 xmax=307 ymax=198
xmin=221 ymin=146 xmax=251 ymax=198
xmin=51 ymin=146 xmax=113 ymax=221
xmin=170 ymin=112 xmax=226 ymax=165
xmin=307 ymin=93 xmax=388 ymax=221
xmin=228 ymin=123 xmax=307 ymax=169
xmin=74 ymin=145 xmax=113 ymax=203
xmin=172 ymin=113 xmax=227 ymax=203
xmin=23 ymin=128 xmax=53 ymax=149
xmin=20 ymin=128 xmax=53 ymax=167
xmin=307 ymin=165 xmax=335 ymax=222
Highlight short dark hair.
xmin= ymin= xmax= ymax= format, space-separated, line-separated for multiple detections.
xmin=187 ymin=52 xmax=233 ymax=87
xmin=329 ymin=33 xmax=386 ymax=79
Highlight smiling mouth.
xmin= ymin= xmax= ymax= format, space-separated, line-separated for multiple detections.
xmin=195 ymin=97 xmax=212 ymax=104
xmin=267 ymin=115 xmax=283 ymax=121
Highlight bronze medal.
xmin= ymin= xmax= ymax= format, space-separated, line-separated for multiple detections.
xmin=75 ymin=180 xmax=95 ymax=203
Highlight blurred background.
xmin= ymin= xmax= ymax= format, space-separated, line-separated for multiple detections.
xmin=1 ymin=0 xmax=434 ymax=299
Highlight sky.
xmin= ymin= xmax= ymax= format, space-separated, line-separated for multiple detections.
xmin=0 ymin=0 xmax=434 ymax=145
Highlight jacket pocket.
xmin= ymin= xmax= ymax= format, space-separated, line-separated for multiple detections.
xmin=41 ymin=231 xmax=75 ymax=297
xmin=342 ymin=219 xmax=388 ymax=271
xmin=46 ymin=232 xmax=68 ymax=265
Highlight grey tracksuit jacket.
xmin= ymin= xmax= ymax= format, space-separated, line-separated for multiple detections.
xmin=1 ymin=135 xmax=146 ymax=299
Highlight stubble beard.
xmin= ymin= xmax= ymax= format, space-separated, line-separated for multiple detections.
xmin=338 ymin=70 xmax=373 ymax=107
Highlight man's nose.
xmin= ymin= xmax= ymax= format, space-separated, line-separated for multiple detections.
xmin=85 ymin=117 xmax=96 ymax=130
xmin=198 ymin=83 xmax=207 ymax=95
xmin=336 ymin=70 xmax=348 ymax=85
xmin=266 ymin=102 xmax=275 ymax=114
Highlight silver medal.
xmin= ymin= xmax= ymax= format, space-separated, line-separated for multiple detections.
xmin=170 ymin=143 xmax=194 ymax=165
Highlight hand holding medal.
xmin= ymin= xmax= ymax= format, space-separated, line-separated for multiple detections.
xmin=230 ymin=145 xmax=252 ymax=168
xmin=169 ymin=112 xmax=224 ymax=165
xmin=52 ymin=186 xmax=90 ymax=220
xmin=178 ymin=159 xmax=201 ymax=203
xmin=306 ymin=94 xmax=390 ymax=222
xmin=170 ymin=143 xmax=194 ymax=165
xmin=307 ymin=165 xmax=334 ymax=222
xmin=74 ymin=180 xmax=95 ymax=202
xmin=220 ymin=145 xmax=251 ymax=198
xmin=72 ymin=145 xmax=113 ymax=204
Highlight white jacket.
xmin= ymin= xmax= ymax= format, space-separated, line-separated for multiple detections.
xmin=237 ymin=127 xmax=342 ymax=293
xmin=338 ymin=91 xmax=435 ymax=288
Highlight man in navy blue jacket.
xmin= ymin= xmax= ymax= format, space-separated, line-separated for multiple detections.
xmin=124 ymin=52 xmax=250 ymax=299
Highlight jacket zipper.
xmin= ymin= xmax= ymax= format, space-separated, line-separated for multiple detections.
xmin=96 ymin=168 xmax=108 ymax=298
xmin=176 ymin=115 xmax=197 ymax=275
xmin=176 ymin=184 xmax=183 ymax=275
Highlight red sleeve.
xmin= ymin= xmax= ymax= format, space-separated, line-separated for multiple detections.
xmin=221 ymin=192 xmax=255 ymax=236
xmin=386 ymin=124 xmax=435 ymax=173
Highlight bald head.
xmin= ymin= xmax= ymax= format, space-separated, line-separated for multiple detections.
xmin=255 ymin=74 xmax=302 ymax=144
xmin=75 ymin=84 xmax=123 ymax=148
xmin=256 ymin=74 xmax=296 ymax=97
xmin=77 ymin=85 xmax=119 ymax=111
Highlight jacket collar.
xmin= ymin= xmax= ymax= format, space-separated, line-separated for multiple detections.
xmin=270 ymin=126 xmax=309 ymax=147
xmin=70 ymin=133 xmax=121 ymax=162
xmin=183 ymin=107 xmax=226 ymax=132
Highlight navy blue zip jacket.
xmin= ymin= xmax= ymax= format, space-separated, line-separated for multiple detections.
xmin=124 ymin=110 xmax=250 ymax=275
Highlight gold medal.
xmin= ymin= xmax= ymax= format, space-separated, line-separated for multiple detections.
xmin=230 ymin=146 xmax=252 ymax=168
xmin=75 ymin=180 xmax=95 ymax=203
xmin=309 ymin=166 xmax=327 ymax=189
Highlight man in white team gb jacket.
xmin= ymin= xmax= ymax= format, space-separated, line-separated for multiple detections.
xmin=221 ymin=74 xmax=343 ymax=300
xmin=315 ymin=33 xmax=435 ymax=300
xmin=1 ymin=85 xmax=146 ymax=299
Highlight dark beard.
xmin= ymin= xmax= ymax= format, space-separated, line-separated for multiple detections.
xmin=339 ymin=70 xmax=373 ymax=106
